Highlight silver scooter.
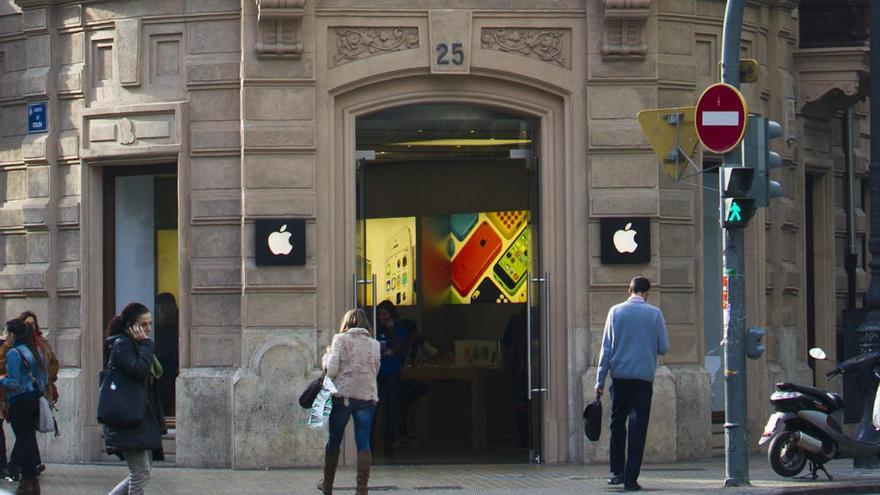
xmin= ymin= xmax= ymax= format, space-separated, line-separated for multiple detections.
xmin=759 ymin=347 xmax=880 ymax=480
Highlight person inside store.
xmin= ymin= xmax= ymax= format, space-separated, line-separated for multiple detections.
xmin=0 ymin=318 xmax=48 ymax=495
xmin=397 ymin=318 xmax=433 ymax=444
xmin=502 ymin=306 xmax=530 ymax=449
xmin=375 ymin=300 xmax=406 ymax=457
xmin=154 ymin=293 xmax=179 ymax=417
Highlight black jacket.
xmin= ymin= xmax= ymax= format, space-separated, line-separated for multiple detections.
xmin=102 ymin=333 xmax=166 ymax=458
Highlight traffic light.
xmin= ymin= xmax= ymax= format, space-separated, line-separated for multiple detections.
xmin=744 ymin=115 xmax=784 ymax=207
xmin=721 ymin=166 xmax=755 ymax=228
xmin=745 ymin=326 xmax=765 ymax=359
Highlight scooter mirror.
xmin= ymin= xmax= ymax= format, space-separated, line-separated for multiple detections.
xmin=809 ymin=348 xmax=827 ymax=360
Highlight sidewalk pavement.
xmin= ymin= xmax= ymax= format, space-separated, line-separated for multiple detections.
xmin=8 ymin=456 xmax=880 ymax=495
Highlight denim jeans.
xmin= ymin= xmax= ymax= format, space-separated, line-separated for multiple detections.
xmin=108 ymin=450 xmax=151 ymax=495
xmin=8 ymin=394 xmax=39 ymax=479
xmin=326 ymin=397 xmax=376 ymax=453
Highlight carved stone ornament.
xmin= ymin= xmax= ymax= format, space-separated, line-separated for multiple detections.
xmin=331 ymin=27 xmax=419 ymax=67
xmin=255 ymin=0 xmax=305 ymax=58
xmin=602 ymin=0 xmax=651 ymax=59
xmin=480 ymin=28 xmax=570 ymax=69
xmin=793 ymin=46 xmax=869 ymax=112
xmin=117 ymin=118 xmax=136 ymax=145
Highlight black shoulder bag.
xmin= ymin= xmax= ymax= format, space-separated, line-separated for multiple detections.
xmin=97 ymin=339 xmax=147 ymax=427
xmin=298 ymin=372 xmax=326 ymax=409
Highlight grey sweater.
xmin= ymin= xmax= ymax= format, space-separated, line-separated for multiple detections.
xmin=596 ymin=295 xmax=670 ymax=387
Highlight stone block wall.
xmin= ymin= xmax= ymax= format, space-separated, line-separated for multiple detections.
xmin=0 ymin=0 xmax=843 ymax=467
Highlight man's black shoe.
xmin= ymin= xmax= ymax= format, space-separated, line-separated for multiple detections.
xmin=624 ymin=482 xmax=642 ymax=491
xmin=608 ymin=475 xmax=624 ymax=485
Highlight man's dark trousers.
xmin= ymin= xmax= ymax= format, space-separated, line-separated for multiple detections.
xmin=609 ymin=378 xmax=654 ymax=484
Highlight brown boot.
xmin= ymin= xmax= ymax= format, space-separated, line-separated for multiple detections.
xmin=356 ymin=451 xmax=371 ymax=495
xmin=316 ymin=450 xmax=340 ymax=494
xmin=31 ymin=477 xmax=39 ymax=495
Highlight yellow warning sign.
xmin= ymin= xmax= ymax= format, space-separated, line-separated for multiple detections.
xmin=637 ymin=106 xmax=699 ymax=179
xmin=718 ymin=59 xmax=760 ymax=84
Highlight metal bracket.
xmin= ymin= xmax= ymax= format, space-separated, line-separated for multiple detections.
xmin=665 ymin=112 xmax=701 ymax=181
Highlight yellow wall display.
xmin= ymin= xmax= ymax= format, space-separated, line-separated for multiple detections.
xmin=156 ymin=229 xmax=179 ymax=301
xmin=364 ymin=217 xmax=417 ymax=306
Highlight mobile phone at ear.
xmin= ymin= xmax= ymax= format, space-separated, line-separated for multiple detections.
xmin=451 ymin=221 xmax=502 ymax=297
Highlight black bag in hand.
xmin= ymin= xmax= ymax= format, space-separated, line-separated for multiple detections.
xmin=97 ymin=367 xmax=146 ymax=427
xmin=583 ymin=396 xmax=603 ymax=442
xmin=298 ymin=373 xmax=325 ymax=409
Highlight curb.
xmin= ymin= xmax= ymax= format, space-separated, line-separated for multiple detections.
xmin=759 ymin=483 xmax=880 ymax=495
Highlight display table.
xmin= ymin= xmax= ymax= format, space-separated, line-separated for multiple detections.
xmin=401 ymin=366 xmax=500 ymax=450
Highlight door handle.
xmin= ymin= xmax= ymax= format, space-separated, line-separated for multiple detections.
xmin=352 ymin=273 xmax=377 ymax=337
xmin=526 ymin=271 xmax=532 ymax=398
xmin=543 ymin=271 xmax=551 ymax=400
xmin=528 ymin=273 xmax=548 ymax=396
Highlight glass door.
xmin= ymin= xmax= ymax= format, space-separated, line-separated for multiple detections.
xmin=524 ymin=154 xmax=547 ymax=464
xmin=354 ymin=157 xmax=376 ymax=322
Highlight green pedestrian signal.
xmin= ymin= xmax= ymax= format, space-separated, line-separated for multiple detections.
xmin=727 ymin=201 xmax=743 ymax=222
xmin=723 ymin=198 xmax=755 ymax=228
xmin=721 ymin=166 xmax=755 ymax=228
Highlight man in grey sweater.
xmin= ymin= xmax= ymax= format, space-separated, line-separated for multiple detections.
xmin=594 ymin=276 xmax=669 ymax=492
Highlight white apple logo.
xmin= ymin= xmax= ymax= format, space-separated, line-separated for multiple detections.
xmin=267 ymin=224 xmax=293 ymax=255
xmin=613 ymin=222 xmax=638 ymax=254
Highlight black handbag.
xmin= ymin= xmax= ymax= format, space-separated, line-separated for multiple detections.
xmin=583 ymin=396 xmax=603 ymax=442
xmin=298 ymin=373 xmax=326 ymax=409
xmin=97 ymin=367 xmax=146 ymax=427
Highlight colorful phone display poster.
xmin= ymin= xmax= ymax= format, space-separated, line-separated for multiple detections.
xmin=420 ymin=216 xmax=452 ymax=306
xmin=365 ymin=217 xmax=417 ymax=306
xmin=449 ymin=210 xmax=529 ymax=304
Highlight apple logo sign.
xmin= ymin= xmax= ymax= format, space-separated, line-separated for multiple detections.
xmin=613 ymin=222 xmax=638 ymax=254
xmin=255 ymin=219 xmax=306 ymax=266
xmin=600 ymin=218 xmax=650 ymax=264
xmin=268 ymin=224 xmax=294 ymax=255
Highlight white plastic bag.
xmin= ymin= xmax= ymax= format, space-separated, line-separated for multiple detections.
xmin=307 ymin=376 xmax=338 ymax=429
xmin=873 ymin=383 xmax=880 ymax=429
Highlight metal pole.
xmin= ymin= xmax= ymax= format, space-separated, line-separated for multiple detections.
xmin=720 ymin=0 xmax=749 ymax=487
xmin=845 ymin=108 xmax=857 ymax=310
xmin=866 ymin=0 xmax=880 ymax=308
xmin=851 ymin=0 xmax=880 ymax=471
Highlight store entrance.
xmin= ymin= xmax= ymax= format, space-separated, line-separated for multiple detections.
xmin=353 ymin=104 xmax=546 ymax=464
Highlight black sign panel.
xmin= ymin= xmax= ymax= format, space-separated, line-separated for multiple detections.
xmin=600 ymin=217 xmax=651 ymax=264
xmin=255 ymin=218 xmax=306 ymax=266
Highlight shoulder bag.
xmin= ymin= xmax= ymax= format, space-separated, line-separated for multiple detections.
xmin=96 ymin=340 xmax=147 ymax=427
xmin=299 ymin=371 xmax=326 ymax=409
xmin=16 ymin=349 xmax=57 ymax=435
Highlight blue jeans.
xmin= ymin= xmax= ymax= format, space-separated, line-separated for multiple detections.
xmin=326 ymin=397 xmax=376 ymax=454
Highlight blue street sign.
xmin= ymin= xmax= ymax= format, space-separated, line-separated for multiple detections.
xmin=27 ymin=102 xmax=48 ymax=134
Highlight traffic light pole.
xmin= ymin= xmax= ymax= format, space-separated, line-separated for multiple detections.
xmin=720 ymin=0 xmax=749 ymax=487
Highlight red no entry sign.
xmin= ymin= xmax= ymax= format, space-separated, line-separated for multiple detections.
xmin=695 ymin=83 xmax=749 ymax=154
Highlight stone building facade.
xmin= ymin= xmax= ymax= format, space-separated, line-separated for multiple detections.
xmin=0 ymin=0 xmax=869 ymax=467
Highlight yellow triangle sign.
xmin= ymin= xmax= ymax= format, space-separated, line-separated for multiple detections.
xmin=637 ymin=106 xmax=700 ymax=179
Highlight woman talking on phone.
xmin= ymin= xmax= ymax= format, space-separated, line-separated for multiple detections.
xmin=103 ymin=302 xmax=166 ymax=495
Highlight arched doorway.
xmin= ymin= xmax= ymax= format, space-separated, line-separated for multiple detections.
xmin=326 ymin=75 xmax=576 ymax=464
xmin=353 ymin=102 xmax=542 ymax=464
